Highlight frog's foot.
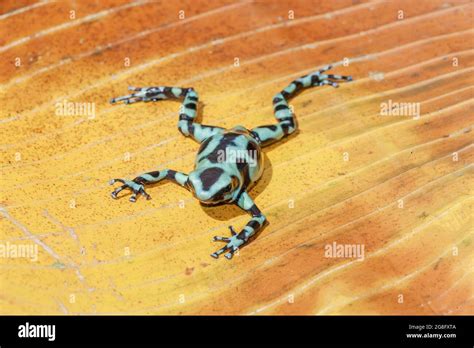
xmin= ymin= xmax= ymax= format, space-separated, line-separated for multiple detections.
xmin=109 ymin=178 xmax=151 ymax=202
xmin=110 ymin=86 xmax=166 ymax=105
xmin=211 ymin=226 xmax=246 ymax=260
xmin=316 ymin=65 xmax=353 ymax=88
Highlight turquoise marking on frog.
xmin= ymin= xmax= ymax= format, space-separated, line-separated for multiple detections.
xmin=109 ymin=65 xmax=352 ymax=259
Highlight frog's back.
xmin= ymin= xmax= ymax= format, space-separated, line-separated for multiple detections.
xmin=195 ymin=126 xmax=263 ymax=191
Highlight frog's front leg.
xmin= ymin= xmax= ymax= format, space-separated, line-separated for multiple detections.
xmin=211 ymin=192 xmax=266 ymax=260
xmin=109 ymin=169 xmax=188 ymax=202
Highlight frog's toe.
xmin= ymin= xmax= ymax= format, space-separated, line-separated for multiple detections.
xmin=109 ymin=178 xmax=126 ymax=185
xmin=140 ymin=189 xmax=151 ymax=200
xmin=109 ymin=178 xmax=149 ymax=202
xmin=110 ymin=94 xmax=137 ymax=104
xmin=224 ymin=247 xmax=238 ymax=260
xmin=110 ymin=88 xmax=148 ymax=104
xmin=213 ymin=236 xmax=230 ymax=242
xmin=321 ymin=73 xmax=353 ymax=84
xmin=110 ymin=185 xmax=126 ymax=199
xmin=111 ymin=86 xmax=167 ymax=105
xmin=228 ymin=226 xmax=237 ymax=236
xmin=318 ymin=64 xmax=333 ymax=74
xmin=129 ymin=193 xmax=138 ymax=203
xmin=128 ymin=186 xmax=150 ymax=202
xmin=210 ymin=245 xmax=229 ymax=259
xmin=211 ymin=225 xmax=245 ymax=259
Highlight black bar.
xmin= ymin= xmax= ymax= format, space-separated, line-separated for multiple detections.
xmin=0 ymin=315 xmax=472 ymax=346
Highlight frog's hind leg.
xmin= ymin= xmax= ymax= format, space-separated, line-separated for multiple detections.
xmin=110 ymin=86 xmax=223 ymax=143
xmin=250 ymin=65 xmax=352 ymax=147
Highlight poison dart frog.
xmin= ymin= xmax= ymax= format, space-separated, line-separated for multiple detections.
xmin=109 ymin=65 xmax=352 ymax=259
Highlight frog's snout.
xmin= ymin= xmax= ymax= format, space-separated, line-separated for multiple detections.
xmin=186 ymin=178 xmax=218 ymax=204
xmin=192 ymin=189 xmax=214 ymax=204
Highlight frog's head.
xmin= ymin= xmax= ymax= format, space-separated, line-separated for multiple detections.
xmin=187 ymin=167 xmax=239 ymax=205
